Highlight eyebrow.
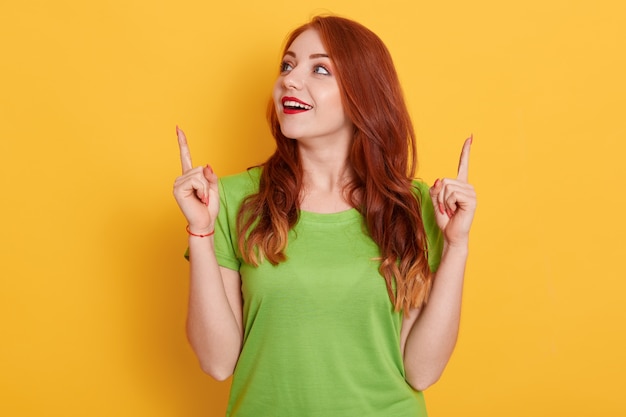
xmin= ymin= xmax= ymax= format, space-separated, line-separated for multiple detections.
xmin=284 ymin=51 xmax=330 ymax=59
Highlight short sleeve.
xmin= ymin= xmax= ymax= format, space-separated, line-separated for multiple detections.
xmin=413 ymin=180 xmax=443 ymax=272
xmin=213 ymin=178 xmax=242 ymax=271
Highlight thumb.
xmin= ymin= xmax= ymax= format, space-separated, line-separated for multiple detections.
xmin=203 ymin=164 xmax=217 ymax=183
xmin=429 ymin=179 xmax=445 ymax=217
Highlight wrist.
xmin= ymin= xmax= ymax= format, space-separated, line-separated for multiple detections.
xmin=443 ymin=240 xmax=469 ymax=255
xmin=186 ymin=224 xmax=215 ymax=238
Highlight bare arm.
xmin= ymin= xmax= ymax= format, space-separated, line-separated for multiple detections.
xmin=401 ymin=243 xmax=467 ymax=391
xmin=186 ymin=242 xmax=243 ymax=380
xmin=173 ymin=126 xmax=243 ymax=380
xmin=401 ymin=136 xmax=476 ymax=391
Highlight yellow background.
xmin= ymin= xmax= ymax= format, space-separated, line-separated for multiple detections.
xmin=1 ymin=0 xmax=624 ymax=415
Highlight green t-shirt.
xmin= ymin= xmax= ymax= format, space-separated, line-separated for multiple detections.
xmin=214 ymin=167 xmax=443 ymax=417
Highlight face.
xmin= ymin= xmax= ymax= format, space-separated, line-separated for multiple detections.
xmin=272 ymin=29 xmax=353 ymax=145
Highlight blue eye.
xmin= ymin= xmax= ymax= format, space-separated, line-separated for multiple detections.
xmin=280 ymin=61 xmax=293 ymax=72
xmin=314 ymin=65 xmax=330 ymax=75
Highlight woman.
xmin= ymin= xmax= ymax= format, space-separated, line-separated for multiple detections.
xmin=173 ymin=15 xmax=476 ymax=417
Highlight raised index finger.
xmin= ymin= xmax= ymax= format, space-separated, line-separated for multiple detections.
xmin=456 ymin=134 xmax=472 ymax=183
xmin=177 ymin=126 xmax=193 ymax=174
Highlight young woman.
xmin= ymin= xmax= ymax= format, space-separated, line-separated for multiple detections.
xmin=173 ymin=15 xmax=476 ymax=417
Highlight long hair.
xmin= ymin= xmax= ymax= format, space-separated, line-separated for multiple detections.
xmin=237 ymin=15 xmax=433 ymax=313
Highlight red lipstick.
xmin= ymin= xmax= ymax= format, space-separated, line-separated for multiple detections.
xmin=282 ymin=96 xmax=313 ymax=114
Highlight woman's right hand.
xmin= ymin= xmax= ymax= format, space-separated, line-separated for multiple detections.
xmin=173 ymin=126 xmax=219 ymax=235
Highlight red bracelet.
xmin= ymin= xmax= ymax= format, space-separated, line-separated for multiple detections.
xmin=186 ymin=225 xmax=215 ymax=238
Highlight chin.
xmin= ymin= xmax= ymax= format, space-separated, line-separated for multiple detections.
xmin=278 ymin=125 xmax=303 ymax=141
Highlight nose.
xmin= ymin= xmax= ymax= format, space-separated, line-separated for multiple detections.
xmin=282 ymin=69 xmax=303 ymax=90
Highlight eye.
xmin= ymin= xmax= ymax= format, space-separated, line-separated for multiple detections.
xmin=280 ymin=61 xmax=293 ymax=73
xmin=314 ymin=65 xmax=330 ymax=75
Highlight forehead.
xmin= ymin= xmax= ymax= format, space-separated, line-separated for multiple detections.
xmin=285 ymin=29 xmax=327 ymax=56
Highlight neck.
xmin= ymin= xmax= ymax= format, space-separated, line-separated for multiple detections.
xmin=296 ymin=139 xmax=355 ymax=213
xmin=298 ymin=139 xmax=352 ymax=191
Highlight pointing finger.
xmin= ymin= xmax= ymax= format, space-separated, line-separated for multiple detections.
xmin=456 ymin=134 xmax=472 ymax=183
xmin=177 ymin=126 xmax=193 ymax=174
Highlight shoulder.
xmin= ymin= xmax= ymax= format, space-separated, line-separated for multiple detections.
xmin=410 ymin=178 xmax=431 ymax=202
xmin=411 ymin=178 xmax=443 ymax=271
xmin=214 ymin=168 xmax=262 ymax=244
xmin=219 ymin=167 xmax=262 ymax=202
xmin=219 ymin=166 xmax=262 ymax=190
xmin=410 ymin=178 xmax=434 ymax=215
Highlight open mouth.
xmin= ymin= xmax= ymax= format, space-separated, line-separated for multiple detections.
xmin=282 ymin=97 xmax=313 ymax=113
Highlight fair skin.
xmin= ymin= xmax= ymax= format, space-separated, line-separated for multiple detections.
xmin=173 ymin=29 xmax=476 ymax=389
xmin=272 ymin=29 xmax=354 ymax=212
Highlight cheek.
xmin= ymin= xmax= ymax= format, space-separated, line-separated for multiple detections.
xmin=272 ymin=79 xmax=283 ymax=107
xmin=326 ymin=91 xmax=347 ymax=119
xmin=321 ymin=84 xmax=344 ymax=111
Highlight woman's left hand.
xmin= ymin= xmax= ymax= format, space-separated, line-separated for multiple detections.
xmin=429 ymin=136 xmax=477 ymax=247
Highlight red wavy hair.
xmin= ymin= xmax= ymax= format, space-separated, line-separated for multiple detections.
xmin=237 ymin=15 xmax=433 ymax=312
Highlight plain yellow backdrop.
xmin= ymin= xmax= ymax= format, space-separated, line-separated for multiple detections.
xmin=1 ymin=0 xmax=625 ymax=415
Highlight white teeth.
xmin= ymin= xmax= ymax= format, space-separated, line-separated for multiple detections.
xmin=283 ymin=100 xmax=312 ymax=110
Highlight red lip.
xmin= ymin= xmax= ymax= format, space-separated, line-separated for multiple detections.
xmin=282 ymin=96 xmax=309 ymax=105
xmin=281 ymin=96 xmax=312 ymax=114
